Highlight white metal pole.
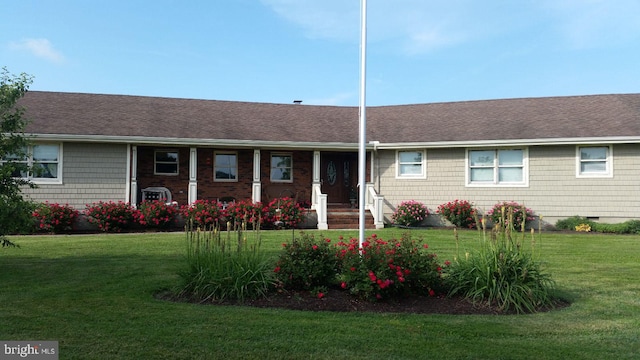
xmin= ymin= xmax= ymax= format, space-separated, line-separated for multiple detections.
xmin=358 ymin=0 xmax=367 ymax=250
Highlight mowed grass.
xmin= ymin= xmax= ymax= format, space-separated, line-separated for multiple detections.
xmin=1 ymin=228 xmax=639 ymax=359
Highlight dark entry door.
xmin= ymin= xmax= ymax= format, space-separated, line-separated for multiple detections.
xmin=320 ymin=153 xmax=356 ymax=204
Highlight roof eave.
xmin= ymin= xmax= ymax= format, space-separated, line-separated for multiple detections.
xmin=25 ymin=133 xmax=362 ymax=150
xmin=373 ymin=136 xmax=640 ymax=149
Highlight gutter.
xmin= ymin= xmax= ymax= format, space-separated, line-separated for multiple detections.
xmin=23 ymin=133 xmax=370 ymax=150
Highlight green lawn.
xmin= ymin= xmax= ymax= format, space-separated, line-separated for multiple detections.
xmin=1 ymin=229 xmax=639 ymax=359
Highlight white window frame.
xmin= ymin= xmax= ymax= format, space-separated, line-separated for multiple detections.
xmin=270 ymin=153 xmax=293 ymax=183
xmin=576 ymin=145 xmax=613 ymax=178
xmin=154 ymin=149 xmax=179 ymax=176
xmin=214 ymin=151 xmax=238 ymax=182
xmin=1 ymin=143 xmax=63 ymax=184
xmin=395 ymin=150 xmax=426 ymax=179
xmin=466 ymin=148 xmax=528 ymax=187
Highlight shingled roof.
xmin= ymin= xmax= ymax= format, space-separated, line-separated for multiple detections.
xmin=19 ymin=91 xmax=640 ymax=147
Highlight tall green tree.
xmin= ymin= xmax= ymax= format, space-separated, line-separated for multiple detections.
xmin=1 ymin=67 xmax=35 ymax=246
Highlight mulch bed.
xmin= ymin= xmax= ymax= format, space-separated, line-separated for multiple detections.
xmin=157 ymin=289 xmax=569 ymax=315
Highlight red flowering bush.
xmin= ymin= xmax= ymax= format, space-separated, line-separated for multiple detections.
xmin=135 ymin=200 xmax=178 ymax=229
xmin=437 ymin=199 xmax=477 ymax=229
xmin=262 ymin=197 xmax=306 ymax=229
xmin=336 ymin=233 xmax=444 ymax=301
xmin=391 ymin=200 xmax=428 ymax=227
xmin=85 ymin=201 xmax=137 ymax=232
xmin=226 ymin=199 xmax=263 ymax=229
xmin=274 ymin=232 xmax=445 ymax=301
xmin=487 ymin=201 xmax=535 ymax=231
xmin=32 ymin=202 xmax=79 ymax=233
xmin=273 ymin=233 xmax=338 ymax=291
xmin=180 ymin=200 xmax=223 ymax=229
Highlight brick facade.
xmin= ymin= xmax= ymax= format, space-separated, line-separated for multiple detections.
xmin=136 ymin=147 xmax=316 ymax=206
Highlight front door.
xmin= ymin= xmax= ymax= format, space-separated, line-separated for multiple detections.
xmin=320 ymin=153 xmax=356 ymax=204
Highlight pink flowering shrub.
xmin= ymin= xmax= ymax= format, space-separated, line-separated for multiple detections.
xmin=180 ymin=200 xmax=223 ymax=228
xmin=336 ymin=233 xmax=443 ymax=301
xmin=391 ymin=200 xmax=429 ymax=227
xmin=32 ymin=202 xmax=79 ymax=233
xmin=262 ymin=197 xmax=306 ymax=229
xmin=85 ymin=201 xmax=137 ymax=232
xmin=437 ymin=199 xmax=477 ymax=229
xmin=135 ymin=200 xmax=178 ymax=229
xmin=487 ymin=201 xmax=535 ymax=231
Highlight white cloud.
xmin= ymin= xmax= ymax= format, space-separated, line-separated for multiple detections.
xmin=10 ymin=38 xmax=65 ymax=63
xmin=260 ymin=1 xmax=492 ymax=55
xmin=261 ymin=0 xmax=360 ymax=41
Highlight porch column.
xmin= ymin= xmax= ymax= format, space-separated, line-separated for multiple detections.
xmin=130 ymin=145 xmax=138 ymax=207
xmin=312 ymin=151 xmax=321 ymax=208
xmin=252 ymin=149 xmax=261 ymax=203
xmin=312 ymin=151 xmax=328 ymax=229
xmin=188 ymin=147 xmax=197 ymax=205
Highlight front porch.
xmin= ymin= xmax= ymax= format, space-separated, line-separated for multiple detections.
xmin=128 ymin=146 xmax=384 ymax=229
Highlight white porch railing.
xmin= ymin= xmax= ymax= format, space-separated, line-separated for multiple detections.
xmin=312 ymin=183 xmax=328 ymax=230
xmin=366 ymin=183 xmax=385 ymax=229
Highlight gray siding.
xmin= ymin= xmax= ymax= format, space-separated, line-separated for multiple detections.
xmin=22 ymin=143 xmax=128 ymax=208
xmin=375 ymin=144 xmax=640 ymax=225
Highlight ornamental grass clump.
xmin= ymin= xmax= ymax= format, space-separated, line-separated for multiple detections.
xmin=85 ymin=201 xmax=137 ymax=232
xmin=178 ymin=222 xmax=274 ymax=302
xmin=391 ymin=200 xmax=429 ymax=227
xmin=437 ymin=199 xmax=477 ymax=229
xmin=32 ymin=202 xmax=79 ymax=233
xmin=443 ymin=210 xmax=555 ymax=314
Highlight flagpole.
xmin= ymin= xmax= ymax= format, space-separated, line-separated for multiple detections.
xmin=358 ymin=0 xmax=367 ymax=250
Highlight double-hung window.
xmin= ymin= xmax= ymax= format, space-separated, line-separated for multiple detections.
xmin=577 ymin=145 xmax=612 ymax=178
xmin=396 ymin=150 xmax=426 ymax=178
xmin=270 ymin=153 xmax=292 ymax=182
xmin=214 ymin=152 xmax=238 ymax=181
xmin=154 ymin=150 xmax=179 ymax=175
xmin=1 ymin=144 xmax=62 ymax=183
xmin=467 ymin=148 xmax=527 ymax=186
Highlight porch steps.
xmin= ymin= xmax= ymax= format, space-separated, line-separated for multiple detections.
xmin=326 ymin=207 xmax=375 ymax=229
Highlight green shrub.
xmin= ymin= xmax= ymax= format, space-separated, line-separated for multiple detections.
xmin=555 ymin=216 xmax=594 ymax=230
xmin=178 ymin=225 xmax=274 ymax=302
xmin=336 ymin=233 xmax=444 ymax=301
xmin=556 ymin=217 xmax=640 ymax=234
xmin=274 ymin=233 xmax=338 ymax=291
xmin=33 ymin=202 xmax=79 ymax=233
xmin=85 ymin=201 xmax=137 ymax=232
xmin=592 ymin=220 xmax=640 ymax=234
xmin=0 ymin=195 xmax=36 ymax=236
xmin=437 ymin=199 xmax=477 ymax=229
xmin=444 ymin=226 xmax=555 ymax=313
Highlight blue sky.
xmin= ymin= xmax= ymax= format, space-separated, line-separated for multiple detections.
xmin=3 ymin=0 xmax=640 ymax=106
